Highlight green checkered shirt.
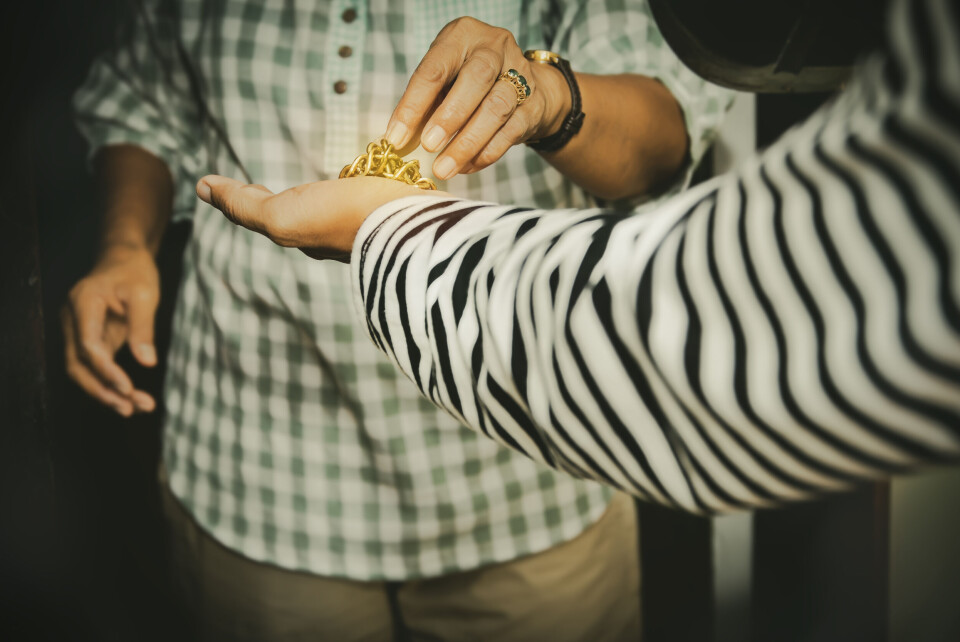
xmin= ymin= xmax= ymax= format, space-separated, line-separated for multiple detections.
xmin=74 ymin=0 xmax=733 ymax=580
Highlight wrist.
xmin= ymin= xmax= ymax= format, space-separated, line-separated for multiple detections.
xmin=97 ymin=237 xmax=155 ymax=266
xmin=98 ymin=206 xmax=166 ymax=258
xmin=533 ymin=64 xmax=572 ymax=140
xmin=524 ymin=51 xmax=586 ymax=153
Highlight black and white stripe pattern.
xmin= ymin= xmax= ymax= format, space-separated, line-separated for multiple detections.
xmin=352 ymin=0 xmax=960 ymax=513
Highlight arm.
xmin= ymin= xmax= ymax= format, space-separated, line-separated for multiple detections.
xmin=540 ymin=73 xmax=687 ymax=198
xmin=66 ymin=0 xmax=203 ymax=415
xmin=63 ymin=145 xmax=172 ymax=415
xmin=98 ymin=144 xmax=174 ymax=256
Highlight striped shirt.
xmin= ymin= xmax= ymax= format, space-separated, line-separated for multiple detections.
xmin=352 ymin=0 xmax=960 ymax=513
xmin=72 ymin=0 xmax=733 ymax=577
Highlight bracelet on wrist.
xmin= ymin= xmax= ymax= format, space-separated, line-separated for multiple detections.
xmin=524 ymin=50 xmax=586 ymax=153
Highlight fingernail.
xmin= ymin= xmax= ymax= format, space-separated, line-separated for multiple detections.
xmin=138 ymin=344 xmax=157 ymax=364
xmin=196 ymin=181 xmax=212 ymax=203
xmin=113 ymin=379 xmax=132 ymax=395
xmin=113 ymin=402 xmax=131 ymax=417
xmin=433 ymin=156 xmax=457 ymax=180
xmin=385 ymin=121 xmax=409 ymax=148
xmin=422 ymin=125 xmax=447 ymax=151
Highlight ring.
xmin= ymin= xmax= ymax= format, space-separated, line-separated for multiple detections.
xmin=498 ymin=68 xmax=531 ymax=105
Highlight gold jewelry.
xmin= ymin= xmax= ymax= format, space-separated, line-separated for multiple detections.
xmin=522 ymin=50 xmax=585 ymax=152
xmin=524 ymin=50 xmax=560 ymax=65
xmin=497 ymin=68 xmax=531 ymax=106
xmin=339 ymin=138 xmax=437 ymax=190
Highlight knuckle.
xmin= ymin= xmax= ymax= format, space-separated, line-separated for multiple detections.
xmin=448 ymin=16 xmax=477 ymax=32
xmin=485 ymin=91 xmax=516 ymax=120
xmin=129 ymin=284 xmax=156 ymax=305
xmin=450 ymin=131 xmax=487 ymax=159
xmin=416 ymin=57 xmax=450 ymax=86
xmin=470 ymin=52 xmax=502 ymax=85
xmin=477 ymin=141 xmax=507 ymax=167
xmin=394 ymin=104 xmax=420 ymax=126
xmin=435 ymin=102 xmax=466 ymax=127
xmin=224 ymin=191 xmax=248 ymax=217
xmin=491 ymin=26 xmax=512 ymax=44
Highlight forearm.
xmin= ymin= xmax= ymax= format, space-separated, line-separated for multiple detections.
xmin=94 ymin=144 xmax=174 ymax=257
xmin=536 ymin=71 xmax=688 ymax=201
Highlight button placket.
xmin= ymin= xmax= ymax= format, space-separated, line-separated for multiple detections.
xmin=323 ymin=2 xmax=366 ymax=176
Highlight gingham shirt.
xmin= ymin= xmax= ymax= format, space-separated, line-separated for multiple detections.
xmin=73 ymin=0 xmax=732 ymax=579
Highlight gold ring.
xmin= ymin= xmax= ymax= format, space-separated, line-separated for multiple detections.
xmin=339 ymin=138 xmax=437 ymax=190
xmin=498 ymin=68 xmax=531 ymax=106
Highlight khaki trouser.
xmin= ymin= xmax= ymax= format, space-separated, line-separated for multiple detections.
xmin=162 ymin=481 xmax=640 ymax=642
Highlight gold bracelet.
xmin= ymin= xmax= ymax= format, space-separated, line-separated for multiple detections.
xmin=339 ymin=138 xmax=437 ymax=190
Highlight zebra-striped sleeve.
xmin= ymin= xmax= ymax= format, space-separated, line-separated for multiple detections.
xmin=351 ymin=0 xmax=960 ymax=514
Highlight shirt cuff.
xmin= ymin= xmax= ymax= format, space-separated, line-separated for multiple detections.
xmin=350 ymin=194 xmax=464 ymax=345
xmin=80 ymin=134 xmax=201 ymax=223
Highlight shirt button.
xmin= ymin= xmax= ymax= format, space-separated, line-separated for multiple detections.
xmin=333 ymin=80 xmax=348 ymax=94
xmin=338 ymin=45 xmax=353 ymax=58
xmin=342 ymin=8 xmax=357 ymax=23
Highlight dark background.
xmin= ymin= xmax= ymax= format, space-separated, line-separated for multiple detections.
xmin=2 ymin=2 xmax=187 ymax=639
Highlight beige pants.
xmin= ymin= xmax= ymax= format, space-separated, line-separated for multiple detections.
xmin=162 ymin=484 xmax=640 ymax=642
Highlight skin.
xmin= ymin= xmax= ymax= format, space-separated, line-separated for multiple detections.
xmin=385 ymin=17 xmax=689 ymax=199
xmin=196 ymin=175 xmax=446 ymax=261
xmin=62 ymin=144 xmax=172 ymax=416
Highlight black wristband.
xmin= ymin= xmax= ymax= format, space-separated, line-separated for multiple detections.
xmin=524 ymin=51 xmax=585 ymax=153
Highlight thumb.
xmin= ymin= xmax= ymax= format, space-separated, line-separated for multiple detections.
xmin=198 ymin=175 xmax=275 ymax=234
xmin=124 ymin=284 xmax=160 ymax=367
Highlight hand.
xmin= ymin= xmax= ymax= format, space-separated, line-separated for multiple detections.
xmin=196 ymin=175 xmax=452 ymax=261
xmin=62 ymin=244 xmax=160 ymax=416
xmin=384 ymin=17 xmax=571 ymax=181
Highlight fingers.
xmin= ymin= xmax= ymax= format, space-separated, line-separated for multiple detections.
xmin=197 ymin=175 xmax=275 ymax=234
xmin=71 ymin=291 xmax=135 ymax=396
xmin=385 ymin=18 xmax=518 ymax=155
xmin=432 ymin=77 xmax=529 ymax=179
xmin=385 ymin=31 xmax=466 ymax=149
xmin=130 ymin=389 xmax=156 ymax=413
xmin=386 ymin=17 xmax=544 ymax=182
xmin=119 ymin=281 xmax=160 ymax=367
xmin=463 ymin=108 xmax=534 ymax=173
xmin=418 ymin=48 xmax=505 ymax=154
xmin=62 ymin=305 xmax=134 ymax=416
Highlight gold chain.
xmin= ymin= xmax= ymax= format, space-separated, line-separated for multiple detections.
xmin=339 ymin=138 xmax=437 ymax=190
